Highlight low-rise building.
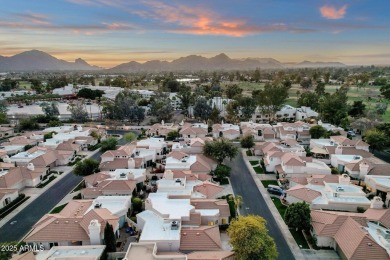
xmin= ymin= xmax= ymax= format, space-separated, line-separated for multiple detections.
xmin=0 ymin=188 xmax=19 ymax=209
xmin=172 ymin=137 xmax=211 ymax=154
xmin=0 ymin=163 xmax=48 ymax=190
xmin=180 ymin=123 xmax=208 ymax=140
xmin=240 ymin=121 xmax=276 ymax=142
xmin=165 ymin=151 xmax=217 ymax=175
xmin=212 ymin=123 xmax=240 ymax=140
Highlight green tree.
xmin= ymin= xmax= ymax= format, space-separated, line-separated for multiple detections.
xmin=100 ymin=137 xmax=118 ymax=152
xmin=124 ymin=132 xmax=136 ymax=143
xmin=228 ymin=215 xmax=278 ymax=260
xmin=238 ymin=96 xmax=257 ymax=121
xmin=193 ymin=97 xmax=212 ymax=121
xmin=297 ymin=91 xmax=319 ymax=110
xmin=40 ymin=102 xmax=59 ymax=117
xmin=150 ymin=92 xmax=173 ymax=122
xmin=104 ymin=223 xmax=116 ymax=253
xmin=226 ymin=100 xmax=240 ymax=123
xmin=77 ymin=88 xmax=104 ymax=100
xmin=319 ymin=86 xmax=349 ymax=126
xmin=300 ymin=78 xmax=312 ymax=89
xmin=19 ymin=118 xmax=40 ymax=131
xmin=74 ymin=159 xmax=100 ymax=176
xmin=213 ymin=164 xmax=231 ymax=180
xmin=315 ymin=82 xmax=326 ymax=96
xmin=225 ymin=84 xmax=243 ymax=99
xmin=253 ymin=82 xmax=291 ymax=122
xmin=162 ymin=79 xmax=180 ymax=92
xmin=253 ymin=69 xmax=261 ymax=83
xmin=364 ymin=129 xmax=388 ymax=152
xmin=166 ymin=130 xmax=180 ymax=141
xmin=177 ymin=85 xmax=193 ymax=114
xmin=203 ymin=138 xmax=238 ymax=165
xmin=68 ymin=101 xmax=89 ymax=122
xmin=284 ymin=202 xmax=311 ymax=231
xmin=348 ymin=100 xmax=366 ymax=118
xmin=380 ymin=84 xmax=390 ymax=99
xmin=132 ymin=197 xmax=143 ymax=212
xmin=209 ymin=106 xmax=221 ymax=124
xmin=309 ymin=125 xmax=327 ymax=139
xmin=240 ymin=135 xmax=255 ymax=150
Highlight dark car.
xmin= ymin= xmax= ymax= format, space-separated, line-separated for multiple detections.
xmin=267 ymin=185 xmax=285 ymax=196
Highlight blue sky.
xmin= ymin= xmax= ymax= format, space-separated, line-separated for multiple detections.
xmin=0 ymin=0 xmax=389 ymax=67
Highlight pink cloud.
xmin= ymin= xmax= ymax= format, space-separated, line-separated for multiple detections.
xmin=320 ymin=5 xmax=348 ymax=19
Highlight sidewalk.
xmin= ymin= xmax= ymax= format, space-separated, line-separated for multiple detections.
xmin=241 ymin=149 xmax=305 ymax=260
xmin=0 ymin=149 xmax=100 ymax=228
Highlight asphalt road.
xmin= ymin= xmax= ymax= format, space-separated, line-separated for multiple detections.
xmin=226 ymin=153 xmax=295 ymax=260
xmin=0 ymin=131 xmax=137 ymax=243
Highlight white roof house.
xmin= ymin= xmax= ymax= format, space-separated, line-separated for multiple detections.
xmin=87 ymin=196 xmax=131 ymax=217
xmin=10 ymin=149 xmax=46 ymax=164
xmin=111 ymin=168 xmax=146 ymax=183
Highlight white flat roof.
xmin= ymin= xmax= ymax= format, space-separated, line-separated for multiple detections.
xmin=36 ymin=245 xmax=106 ymax=260
xmin=0 ymin=145 xmax=24 ymax=152
xmin=332 ymin=154 xmax=362 ymax=162
xmin=111 ymin=169 xmax=145 ymax=181
xmin=148 ymin=193 xmax=193 ymax=219
xmin=138 ymin=210 xmax=181 ymax=241
xmin=366 ymin=175 xmax=390 ymax=188
xmin=11 ymin=149 xmax=46 ymax=159
xmin=87 ymin=196 xmax=131 ymax=215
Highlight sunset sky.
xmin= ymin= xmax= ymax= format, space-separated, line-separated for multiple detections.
xmin=0 ymin=0 xmax=389 ymax=68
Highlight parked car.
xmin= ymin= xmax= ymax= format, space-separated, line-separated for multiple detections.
xmin=267 ymin=185 xmax=285 ymax=196
xmin=347 ymin=130 xmax=356 ymax=137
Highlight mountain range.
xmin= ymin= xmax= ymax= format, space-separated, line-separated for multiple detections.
xmin=0 ymin=50 xmax=346 ymax=72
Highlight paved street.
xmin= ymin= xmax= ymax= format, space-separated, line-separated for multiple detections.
xmin=226 ymin=153 xmax=295 ymax=260
xmin=0 ymin=170 xmax=83 ymax=242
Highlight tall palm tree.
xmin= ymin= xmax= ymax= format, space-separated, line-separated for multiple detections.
xmin=234 ymin=195 xmax=243 ymax=211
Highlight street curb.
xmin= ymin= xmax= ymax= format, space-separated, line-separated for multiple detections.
xmin=241 ymin=150 xmax=305 ymax=260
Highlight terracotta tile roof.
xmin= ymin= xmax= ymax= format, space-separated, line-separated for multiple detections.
xmin=263 ymin=127 xmax=276 ymax=135
xmin=171 ymin=170 xmax=200 ymax=181
xmin=25 ymin=216 xmax=91 ymax=242
xmin=290 ymin=176 xmax=308 ymax=186
xmin=180 ymin=127 xmax=208 ymax=135
xmin=345 ymin=162 xmax=360 ymax=172
xmin=311 ymin=210 xmax=367 ymax=237
xmin=187 ymin=251 xmax=235 ymax=260
xmin=0 ymin=162 xmax=16 ymax=169
xmin=0 ymin=166 xmax=47 ymax=188
xmin=169 ymin=151 xmax=189 ymax=160
xmin=364 ymin=208 xmax=390 ymax=229
xmin=190 ymin=155 xmax=216 ymax=173
xmin=30 ymin=151 xmax=57 ymax=167
xmin=99 ymin=159 xmax=129 ymax=170
xmin=281 ymin=139 xmax=299 ymax=146
xmin=59 ymin=200 xmax=93 ymax=218
xmin=193 ymin=181 xmax=224 ymax=198
xmin=54 ymin=150 xmax=74 ymax=160
xmin=180 ymin=226 xmax=222 ymax=251
xmin=101 ymin=144 xmax=136 ymax=158
xmin=222 ymin=129 xmax=239 ymax=135
xmin=334 ymin=217 xmax=389 ymax=260
xmin=182 ymin=212 xmax=202 ymax=226
xmin=4 ymin=136 xmax=36 ymax=146
xmin=331 ymin=136 xmax=354 ymax=146
xmin=134 ymin=157 xmax=144 ymax=168
xmin=84 ymin=172 xmax=111 ymax=186
xmin=190 ymin=138 xmax=206 ymax=147
xmin=56 ymin=141 xmax=81 ymax=151
xmin=95 ymin=179 xmax=136 ymax=193
xmin=11 ymin=251 xmax=35 ymax=260
xmin=286 ymin=184 xmax=321 ymax=203
xmin=0 ymin=188 xmax=18 ymax=200
xmin=212 ymin=124 xmax=222 ymax=131
xmin=325 ymin=146 xmax=336 ymax=155
xmin=79 ymin=208 xmax=119 ymax=234
xmin=308 ymin=175 xmax=340 ymax=186
xmin=281 ymin=153 xmax=305 ymax=166
xmin=340 ymin=147 xmax=373 ymax=158
xmin=190 ymin=199 xmax=230 ymax=218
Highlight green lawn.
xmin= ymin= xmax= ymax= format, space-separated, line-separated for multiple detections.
xmin=261 ymin=180 xmax=278 ymax=188
xmin=249 ymin=160 xmax=259 ymax=166
xmin=50 ymin=203 xmax=68 ymax=214
xmin=271 ymin=197 xmax=287 ymax=219
xmin=253 ymin=166 xmax=264 ymax=174
xmin=290 ymin=229 xmax=310 ymax=249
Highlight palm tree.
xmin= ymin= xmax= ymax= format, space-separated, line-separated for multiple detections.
xmin=234 ymin=195 xmax=243 ymax=211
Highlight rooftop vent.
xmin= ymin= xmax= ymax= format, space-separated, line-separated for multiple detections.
xmin=94 ymin=203 xmax=102 ymax=208
xmin=336 ymin=187 xmax=344 ymax=192
xmin=171 ymin=221 xmax=179 ymax=230
xmin=120 ymin=173 xmax=126 ymax=178
xmin=175 ymin=178 xmax=181 ymax=183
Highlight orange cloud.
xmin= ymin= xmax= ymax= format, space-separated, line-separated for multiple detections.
xmin=320 ymin=5 xmax=348 ymax=19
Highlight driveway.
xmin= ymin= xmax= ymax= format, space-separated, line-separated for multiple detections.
xmin=226 ymin=153 xmax=295 ymax=260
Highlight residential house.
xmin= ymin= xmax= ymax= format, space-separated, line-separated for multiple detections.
xmin=255 ymin=140 xmax=305 ymax=157
xmin=240 ymin=121 xmax=276 ymax=142
xmin=345 ymin=157 xmax=390 ymax=180
xmin=0 ymin=126 xmax=14 ymax=138
xmin=24 ymin=196 xmax=130 ymax=249
xmin=212 ymin=123 xmax=240 ymax=140
xmin=0 ymin=163 xmax=48 ymax=190
xmin=264 ymin=152 xmax=331 ymax=176
xmin=171 ymin=137 xmax=211 ymax=154
xmin=136 ymin=137 xmax=168 ymax=160
xmin=0 ymin=189 xmax=18 ymax=209
xmin=147 ymin=122 xmax=180 ymax=137
xmin=310 ymin=206 xmax=390 ymax=259
xmin=165 ymin=151 xmax=217 ymax=175
xmin=180 ymin=123 xmax=208 ymax=140
xmin=273 ymin=121 xmax=311 ymax=145
xmin=286 ymin=174 xmax=371 ymax=212
xmin=365 ymin=175 xmax=390 ymax=207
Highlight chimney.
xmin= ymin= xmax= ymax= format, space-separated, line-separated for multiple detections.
xmin=339 ymin=174 xmax=350 ymax=185
xmin=128 ymin=158 xmax=135 ymax=169
xmin=164 ymin=170 xmax=174 ymax=180
xmin=370 ymin=196 xmax=383 ymax=209
xmin=26 ymin=163 xmax=35 ymax=171
xmin=88 ymin=219 xmax=101 ymax=245
xmin=359 ymin=162 xmax=370 ymax=178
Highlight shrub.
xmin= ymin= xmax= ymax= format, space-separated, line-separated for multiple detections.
xmin=357 ymin=207 xmax=366 ymax=213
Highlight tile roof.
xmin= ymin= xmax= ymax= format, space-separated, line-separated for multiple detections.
xmin=281 ymin=153 xmax=305 ymax=166
xmin=308 ymin=175 xmax=340 ymax=186
xmin=190 ymin=199 xmax=230 ymax=218
xmin=180 ymin=226 xmax=222 ymax=251
xmin=169 ymin=151 xmax=189 ymax=161
xmin=290 ymin=176 xmax=308 ymax=186
xmin=286 ymin=184 xmax=321 ymax=203
xmin=364 ymin=208 xmax=390 ymax=229
xmin=187 ymin=251 xmax=235 ymax=260
xmin=182 ymin=212 xmax=202 ymax=226
xmin=56 ymin=141 xmax=81 ymax=151
xmin=99 ymin=159 xmax=129 ymax=170
xmin=30 ymin=151 xmax=58 ymax=167
xmin=0 ymin=188 xmax=18 ymax=200
xmin=193 ymin=181 xmax=224 ymax=198
xmin=84 ymin=172 xmax=111 ymax=186
xmin=334 ymin=217 xmax=389 ymax=260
